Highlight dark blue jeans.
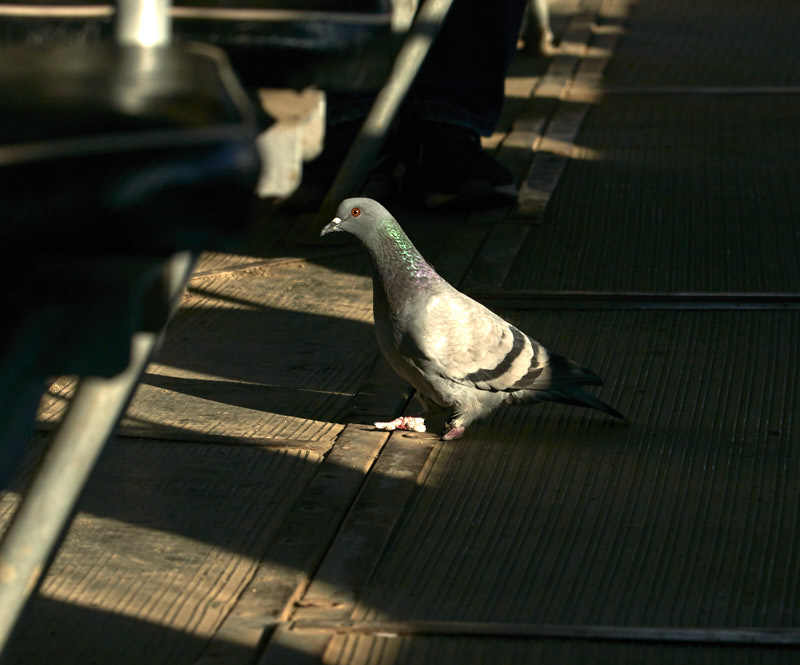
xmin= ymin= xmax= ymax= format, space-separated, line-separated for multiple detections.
xmin=404 ymin=0 xmax=528 ymax=135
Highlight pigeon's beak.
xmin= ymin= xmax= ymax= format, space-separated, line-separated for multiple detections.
xmin=320 ymin=217 xmax=343 ymax=237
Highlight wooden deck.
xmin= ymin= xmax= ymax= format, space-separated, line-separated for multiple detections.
xmin=4 ymin=0 xmax=800 ymax=662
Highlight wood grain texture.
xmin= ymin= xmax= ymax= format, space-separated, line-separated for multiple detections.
xmin=507 ymin=0 xmax=800 ymax=291
xmin=196 ymin=425 xmax=391 ymax=665
xmin=260 ymin=431 xmax=438 ymax=664
xmin=38 ymin=253 xmax=377 ymax=444
xmin=296 ymin=620 xmax=800 ymax=645
xmin=322 ymin=634 xmax=800 ymax=665
xmin=2 ymin=437 xmax=323 ymax=664
xmin=504 ymin=94 xmax=800 ymax=292
xmin=460 ymin=224 xmax=532 ymax=290
xmin=603 ymin=0 xmax=800 ymax=87
xmin=464 ymin=290 xmax=800 ymax=311
xmin=514 ymin=0 xmax=625 ymax=219
xmin=465 ymin=0 xmax=628 ymax=281
xmin=345 ymin=310 xmax=800 ymax=629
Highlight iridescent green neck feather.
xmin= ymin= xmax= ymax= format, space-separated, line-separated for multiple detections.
xmin=367 ymin=216 xmax=438 ymax=299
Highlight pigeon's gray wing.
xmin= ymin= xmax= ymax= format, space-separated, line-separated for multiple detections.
xmin=407 ymin=286 xmax=551 ymax=393
xmin=407 ymin=288 xmax=625 ymax=420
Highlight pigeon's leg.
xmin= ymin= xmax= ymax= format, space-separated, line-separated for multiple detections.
xmin=442 ymin=424 xmax=466 ymax=440
xmin=374 ymin=416 xmax=427 ymax=433
xmin=442 ymin=410 xmax=468 ymax=440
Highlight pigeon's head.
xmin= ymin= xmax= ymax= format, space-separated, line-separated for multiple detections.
xmin=320 ymin=197 xmax=392 ymax=243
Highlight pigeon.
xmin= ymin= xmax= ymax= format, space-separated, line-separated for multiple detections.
xmin=321 ymin=197 xmax=625 ymax=439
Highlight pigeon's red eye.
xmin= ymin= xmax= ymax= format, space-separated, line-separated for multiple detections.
xmin=351 ymin=207 xmax=361 ymax=217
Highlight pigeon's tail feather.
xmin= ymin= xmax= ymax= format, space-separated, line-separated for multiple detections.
xmin=538 ymin=387 xmax=627 ymax=421
xmin=535 ymin=354 xmax=626 ymax=421
xmin=548 ymin=353 xmax=603 ymax=386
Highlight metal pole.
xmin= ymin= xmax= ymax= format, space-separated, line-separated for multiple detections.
xmin=0 ymin=252 xmax=193 ymax=655
xmin=115 ymin=0 xmax=171 ymax=47
xmin=316 ymin=0 xmax=455 ymax=224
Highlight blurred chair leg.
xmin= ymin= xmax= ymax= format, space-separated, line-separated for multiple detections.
xmin=0 ymin=251 xmax=194 ymax=655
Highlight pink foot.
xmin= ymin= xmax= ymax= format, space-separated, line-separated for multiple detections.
xmin=442 ymin=425 xmax=465 ymax=440
xmin=374 ymin=416 xmax=427 ymax=433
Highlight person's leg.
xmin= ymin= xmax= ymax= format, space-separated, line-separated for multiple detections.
xmin=520 ymin=0 xmax=554 ymax=55
xmin=396 ymin=0 xmax=528 ymax=208
xmin=315 ymin=0 xmax=530 ymax=210
xmin=405 ymin=0 xmax=528 ymax=136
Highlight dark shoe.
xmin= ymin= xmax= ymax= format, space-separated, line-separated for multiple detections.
xmin=401 ymin=121 xmax=517 ymax=209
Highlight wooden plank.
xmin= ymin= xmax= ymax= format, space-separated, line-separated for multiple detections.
xmin=430 ymin=225 xmax=491 ymax=288
xmin=514 ymin=0 xmax=629 ymax=219
xmin=515 ymin=102 xmax=590 ymax=218
xmin=568 ymin=85 xmax=800 ymax=100
xmin=192 ymin=424 xmax=390 ymax=665
xmin=2 ymin=437 xmax=324 ymax=665
xmin=462 ymin=2 xmax=627 ymax=283
xmin=463 ymin=290 xmax=800 ymax=311
xmin=252 ymin=5 xmax=635 ymax=662
xmin=503 ymin=94 xmax=800 ymax=292
xmin=321 ymin=633 xmax=800 ymax=665
xmin=292 ymin=620 xmax=800 ymax=646
xmin=260 ymin=431 xmax=438 ymax=665
xmin=599 ymin=0 xmax=800 ymax=89
xmin=300 ymin=435 xmax=437 ymax=610
xmin=38 ymin=254 xmax=377 ymax=444
xmin=510 ymin=13 xmax=588 ymax=219
xmin=192 ymin=251 xmax=282 ymax=277
xmin=343 ymin=310 xmax=800 ymax=630
xmin=190 ymin=249 xmax=362 ymax=280
xmin=256 ymin=130 xmax=536 ymax=664
xmin=459 ymin=224 xmax=532 ymax=290
xmin=460 ymin=0 xmax=628 ymax=290
xmin=35 ymin=416 xmax=337 ymax=456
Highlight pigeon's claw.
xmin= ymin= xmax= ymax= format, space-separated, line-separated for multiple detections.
xmin=374 ymin=416 xmax=427 ymax=433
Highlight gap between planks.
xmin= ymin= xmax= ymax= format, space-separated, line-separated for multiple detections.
xmin=286 ymin=620 xmax=800 ymax=647
xmin=463 ymin=290 xmax=800 ymax=311
xmin=566 ymin=85 xmax=800 ymax=101
xmin=192 ymin=424 xmax=392 ymax=665
xmin=464 ymin=0 xmax=631 ymax=293
xmin=258 ymin=430 xmax=440 ymax=665
xmin=514 ymin=0 xmax=628 ymax=221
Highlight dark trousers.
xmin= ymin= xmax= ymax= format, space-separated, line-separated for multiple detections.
xmin=404 ymin=0 xmax=528 ymax=135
